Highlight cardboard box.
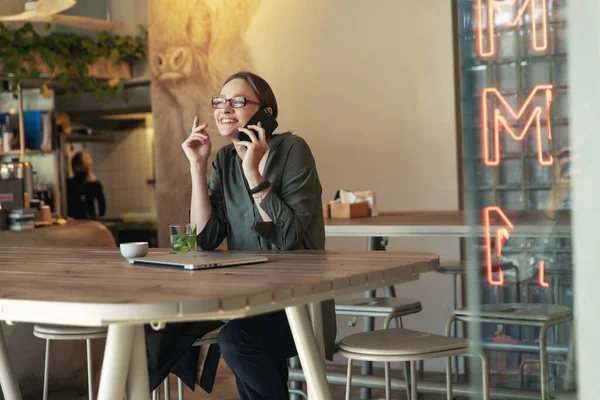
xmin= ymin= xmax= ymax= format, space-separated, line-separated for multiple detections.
xmin=329 ymin=201 xmax=370 ymax=219
xmin=322 ymin=203 xmax=330 ymax=219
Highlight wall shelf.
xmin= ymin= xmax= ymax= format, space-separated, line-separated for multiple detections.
xmin=66 ymin=135 xmax=114 ymax=143
xmin=0 ymin=149 xmax=58 ymax=157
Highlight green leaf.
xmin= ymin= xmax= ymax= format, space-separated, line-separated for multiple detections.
xmin=17 ymin=37 xmax=33 ymax=47
xmin=109 ymin=48 xmax=120 ymax=63
xmin=176 ymin=235 xmax=189 ymax=245
xmin=58 ymin=72 xmax=69 ymax=84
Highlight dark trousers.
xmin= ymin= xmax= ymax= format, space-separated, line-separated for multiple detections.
xmin=217 ymin=311 xmax=298 ymax=400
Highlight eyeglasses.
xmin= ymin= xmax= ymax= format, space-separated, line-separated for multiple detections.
xmin=211 ymin=96 xmax=262 ymax=109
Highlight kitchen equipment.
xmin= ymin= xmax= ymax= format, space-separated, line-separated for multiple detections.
xmin=0 ymin=203 xmax=7 ymax=230
xmin=0 ymin=179 xmax=24 ymax=210
xmin=0 ymin=158 xmax=33 ymax=201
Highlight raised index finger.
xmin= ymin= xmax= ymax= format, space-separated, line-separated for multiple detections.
xmin=191 ymin=116 xmax=199 ymax=131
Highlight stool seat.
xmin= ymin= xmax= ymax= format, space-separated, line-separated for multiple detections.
xmin=33 ymin=324 xmax=107 ymax=340
xmin=338 ymin=328 xmax=489 ymax=400
xmin=437 ymin=260 xmax=516 ymax=275
xmin=339 ymin=328 xmax=468 ymax=358
xmin=335 ymin=297 xmax=422 ymax=316
xmin=455 ymin=303 xmax=572 ymax=322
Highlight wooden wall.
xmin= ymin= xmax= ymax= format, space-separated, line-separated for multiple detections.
xmin=148 ymin=0 xmax=262 ymax=246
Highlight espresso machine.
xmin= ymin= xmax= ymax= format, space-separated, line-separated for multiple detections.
xmin=0 ymin=157 xmax=33 ymax=210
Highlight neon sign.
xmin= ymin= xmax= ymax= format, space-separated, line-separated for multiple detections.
xmin=483 ymin=206 xmax=513 ymax=286
xmin=483 ymin=207 xmax=551 ymax=288
xmin=481 ymin=85 xmax=554 ymax=167
xmin=538 ymin=260 xmax=550 ymax=288
xmin=476 ymin=1 xmax=554 ymax=289
xmin=476 ymin=0 xmax=549 ymax=57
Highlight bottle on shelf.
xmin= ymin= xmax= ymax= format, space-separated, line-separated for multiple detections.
xmin=1 ymin=115 xmax=13 ymax=152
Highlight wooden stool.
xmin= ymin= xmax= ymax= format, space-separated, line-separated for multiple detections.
xmin=338 ymin=328 xmax=489 ymax=400
xmin=33 ymin=324 xmax=107 ymax=400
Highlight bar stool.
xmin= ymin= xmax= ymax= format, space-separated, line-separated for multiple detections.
xmin=447 ymin=303 xmax=573 ymax=400
xmin=33 ymin=324 xmax=107 ymax=400
xmin=335 ymin=297 xmax=423 ymax=398
xmin=438 ymin=260 xmax=518 ymax=381
xmin=335 ymin=297 xmax=423 ymax=329
xmin=338 ymin=328 xmax=489 ymax=400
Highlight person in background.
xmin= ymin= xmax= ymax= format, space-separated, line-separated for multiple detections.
xmin=66 ymin=151 xmax=106 ymax=220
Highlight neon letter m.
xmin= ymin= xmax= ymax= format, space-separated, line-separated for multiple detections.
xmin=482 ymin=85 xmax=553 ymax=166
xmin=476 ymin=0 xmax=548 ymax=57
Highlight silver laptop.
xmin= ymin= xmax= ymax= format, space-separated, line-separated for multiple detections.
xmin=129 ymin=252 xmax=268 ymax=270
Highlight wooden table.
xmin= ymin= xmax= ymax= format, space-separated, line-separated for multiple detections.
xmin=325 ymin=210 xmax=571 ymax=239
xmin=0 ymin=246 xmax=438 ymax=400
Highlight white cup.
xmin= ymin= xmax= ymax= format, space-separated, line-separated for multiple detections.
xmin=119 ymin=242 xmax=149 ymax=259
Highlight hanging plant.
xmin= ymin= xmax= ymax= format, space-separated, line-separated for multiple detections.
xmin=0 ymin=22 xmax=147 ymax=101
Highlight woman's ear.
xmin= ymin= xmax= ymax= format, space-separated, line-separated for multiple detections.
xmin=265 ymin=107 xmax=273 ymax=116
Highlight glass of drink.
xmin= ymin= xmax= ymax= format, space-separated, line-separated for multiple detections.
xmin=169 ymin=224 xmax=197 ymax=253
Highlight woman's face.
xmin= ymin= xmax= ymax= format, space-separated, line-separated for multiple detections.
xmin=213 ymin=79 xmax=261 ymax=139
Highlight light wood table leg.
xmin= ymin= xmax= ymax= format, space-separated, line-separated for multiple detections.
xmin=0 ymin=325 xmax=22 ymax=400
xmin=97 ymin=324 xmax=135 ymax=400
xmin=286 ymin=305 xmax=332 ymax=400
xmin=126 ymin=325 xmax=151 ymax=400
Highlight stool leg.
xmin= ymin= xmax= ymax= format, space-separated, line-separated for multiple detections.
xmin=43 ymin=339 xmax=50 ymax=400
xmin=361 ymin=290 xmax=376 ymax=400
xmin=479 ymin=350 xmax=490 ymax=400
xmin=452 ymin=276 xmax=459 ymax=383
xmin=177 ymin=378 xmax=184 ymax=400
xmin=398 ymin=316 xmax=404 ymax=329
xmin=403 ymin=361 xmax=411 ymax=400
xmin=289 ymin=356 xmax=302 ymax=400
xmin=163 ymin=375 xmax=171 ymax=400
xmin=384 ymin=361 xmax=391 ymax=400
xmin=445 ymin=356 xmax=452 ymax=400
xmin=410 ymin=360 xmax=417 ymax=400
xmin=540 ymin=323 xmax=550 ymax=400
xmin=86 ymin=339 xmax=94 ymax=400
xmin=345 ymin=358 xmax=353 ymax=400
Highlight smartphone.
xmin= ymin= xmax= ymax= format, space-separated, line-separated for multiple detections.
xmin=237 ymin=108 xmax=278 ymax=142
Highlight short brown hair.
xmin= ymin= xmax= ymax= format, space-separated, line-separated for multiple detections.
xmin=71 ymin=151 xmax=92 ymax=174
xmin=222 ymin=71 xmax=279 ymax=119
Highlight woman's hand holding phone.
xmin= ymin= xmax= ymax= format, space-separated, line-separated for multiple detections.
xmin=235 ymin=122 xmax=269 ymax=181
xmin=182 ymin=116 xmax=212 ymax=165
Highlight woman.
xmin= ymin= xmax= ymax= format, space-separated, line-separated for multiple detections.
xmin=66 ymin=151 xmax=106 ymax=220
xmin=182 ymin=71 xmax=336 ymax=399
